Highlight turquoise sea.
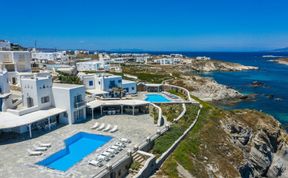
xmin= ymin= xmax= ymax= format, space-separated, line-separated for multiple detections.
xmin=182 ymin=52 xmax=288 ymax=125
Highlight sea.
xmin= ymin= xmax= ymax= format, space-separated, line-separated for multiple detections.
xmin=147 ymin=52 xmax=288 ymax=125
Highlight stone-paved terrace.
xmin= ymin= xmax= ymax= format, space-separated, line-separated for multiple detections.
xmin=0 ymin=114 xmax=160 ymax=178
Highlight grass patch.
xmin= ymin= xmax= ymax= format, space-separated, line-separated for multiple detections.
xmin=151 ymin=104 xmax=199 ymax=157
xmin=168 ymin=89 xmax=188 ymax=100
xmin=159 ymin=104 xmax=183 ymax=122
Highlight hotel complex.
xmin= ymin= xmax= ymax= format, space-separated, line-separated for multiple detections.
xmin=0 ymin=47 xmax=200 ymax=178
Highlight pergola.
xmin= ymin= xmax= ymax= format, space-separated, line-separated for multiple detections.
xmin=87 ymin=99 xmax=150 ymax=119
xmin=0 ymin=107 xmax=66 ymax=138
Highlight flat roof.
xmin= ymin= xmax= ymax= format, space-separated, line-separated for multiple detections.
xmin=145 ymin=83 xmax=163 ymax=87
xmin=53 ymin=83 xmax=84 ymax=89
xmin=87 ymin=99 xmax=149 ymax=108
xmin=86 ymin=89 xmax=109 ymax=95
xmin=122 ymin=79 xmax=136 ymax=84
xmin=0 ymin=107 xmax=66 ymax=129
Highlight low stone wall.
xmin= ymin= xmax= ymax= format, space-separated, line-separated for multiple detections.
xmin=156 ymin=104 xmax=202 ymax=168
xmin=173 ymin=103 xmax=186 ymax=122
xmin=163 ymin=84 xmax=192 ymax=102
xmin=149 ymin=103 xmax=163 ymax=127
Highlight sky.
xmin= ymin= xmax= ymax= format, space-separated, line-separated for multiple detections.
xmin=1 ymin=0 xmax=288 ymax=51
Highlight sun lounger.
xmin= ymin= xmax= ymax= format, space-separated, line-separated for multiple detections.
xmin=110 ymin=125 xmax=118 ymax=133
xmin=120 ymin=138 xmax=131 ymax=143
xmin=103 ymin=124 xmax=111 ymax=132
xmin=89 ymin=160 xmax=103 ymax=167
xmin=33 ymin=145 xmax=47 ymax=151
xmin=115 ymin=142 xmax=126 ymax=148
xmin=101 ymin=151 xmax=114 ymax=158
xmin=107 ymin=148 xmax=118 ymax=154
xmin=91 ymin=122 xmax=100 ymax=129
xmin=97 ymin=123 xmax=105 ymax=131
xmin=27 ymin=149 xmax=42 ymax=156
xmin=110 ymin=145 xmax=122 ymax=151
xmin=96 ymin=154 xmax=110 ymax=161
xmin=37 ymin=142 xmax=51 ymax=148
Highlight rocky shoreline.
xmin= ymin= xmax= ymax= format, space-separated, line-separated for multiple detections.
xmin=270 ymin=58 xmax=288 ymax=66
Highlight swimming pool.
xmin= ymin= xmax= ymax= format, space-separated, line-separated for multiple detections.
xmin=145 ymin=93 xmax=171 ymax=103
xmin=37 ymin=132 xmax=112 ymax=171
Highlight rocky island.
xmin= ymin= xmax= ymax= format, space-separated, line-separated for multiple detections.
xmin=272 ymin=58 xmax=288 ymax=66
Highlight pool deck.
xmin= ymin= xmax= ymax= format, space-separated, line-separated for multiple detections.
xmin=0 ymin=114 xmax=161 ymax=178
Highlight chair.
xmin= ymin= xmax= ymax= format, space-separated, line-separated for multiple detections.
xmin=27 ymin=149 xmax=42 ymax=156
xmin=37 ymin=142 xmax=51 ymax=148
xmin=110 ymin=125 xmax=118 ymax=133
xmin=33 ymin=145 xmax=47 ymax=151
xmin=97 ymin=123 xmax=105 ymax=131
xmin=91 ymin=122 xmax=100 ymax=129
xmin=89 ymin=160 xmax=103 ymax=167
xmin=110 ymin=145 xmax=122 ymax=151
xmin=120 ymin=138 xmax=131 ymax=143
xmin=103 ymin=124 xmax=112 ymax=132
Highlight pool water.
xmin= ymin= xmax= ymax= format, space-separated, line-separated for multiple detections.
xmin=145 ymin=94 xmax=171 ymax=103
xmin=37 ymin=132 xmax=112 ymax=171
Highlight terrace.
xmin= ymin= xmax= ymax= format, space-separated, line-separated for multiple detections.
xmin=0 ymin=114 xmax=162 ymax=178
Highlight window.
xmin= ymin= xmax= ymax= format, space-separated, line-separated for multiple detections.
xmin=89 ymin=80 xmax=93 ymax=86
xmin=41 ymin=96 xmax=49 ymax=103
xmin=132 ymin=87 xmax=135 ymax=90
xmin=118 ymin=79 xmax=122 ymax=83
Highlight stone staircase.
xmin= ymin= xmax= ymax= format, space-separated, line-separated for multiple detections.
xmin=126 ymin=152 xmax=147 ymax=178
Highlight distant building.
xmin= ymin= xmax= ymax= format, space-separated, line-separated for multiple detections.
xmin=0 ymin=51 xmax=32 ymax=85
xmin=196 ymin=56 xmax=211 ymax=60
xmin=154 ymin=58 xmax=181 ymax=65
xmin=32 ymin=51 xmax=68 ymax=63
xmin=80 ymin=74 xmax=137 ymax=97
xmin=76 ymin=61 xmax=110 ymax=72
xmin=0 ymin=40 xmax=11 ymax=51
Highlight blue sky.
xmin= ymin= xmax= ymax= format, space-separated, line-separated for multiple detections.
xmin=1 ymin=0 xmax=288 ymax=51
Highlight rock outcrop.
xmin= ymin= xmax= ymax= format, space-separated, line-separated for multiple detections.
xmin=222 ymin=111 xmax=288 ymax=178
xmin=189 ymin=60 xmax=258 ymax=72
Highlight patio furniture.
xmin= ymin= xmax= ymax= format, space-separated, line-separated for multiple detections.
xmin=110 ymin=145 xmax=122 ymax=151
xmin=37 ymin=142 xmax=51 ymax=148
xmin=103 ymin=124 xmax=112 ymax=132
xmin=27 ymin=149 xmax=42 ymax=156
xmin=89 ymin=160 xmax=103 ymax=167
xmin=33 ymin=145 xmax=47 ymax=151
xmin=97 ymin=123 xmax=105 ymax=131
xmin=110 ymin=125 xmax=118 ymax=133
xmin=91 ymin=122 xmax=100 ymax=129
xmin=120 ymin=138 xmax=131 ymax=144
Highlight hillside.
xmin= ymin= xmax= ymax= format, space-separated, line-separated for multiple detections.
xmin=155 ymin=100 xmax=288 ymax=178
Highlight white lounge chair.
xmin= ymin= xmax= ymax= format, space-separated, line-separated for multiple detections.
xmin=110 ymin=145 xmax=122 ymax=151
xmin=33 ymin=145 xmax=47 ymax=151
xmin=115 ymin=142 xmax=126 ymax=148
xmin=101 ymin=151 xmax=114 ymax=158
xmin=97 ymin=154 xmax=110 ymax=161
xmin=37 ymin=142 xmax=51 ymax=148
xmin=107 ymin=148 xmax=118 ymax=154
xmin=91 ymin=122 xmax=100 ymax=129
xmin=110 ymin=125 xmax=118 ymax=133
xmin=103 ymin=124 xmax=112 ymax=132
xmin=27 ymin=149 xmax=42 ymax=156
xmin=89 ymin=160 xmax=103 ymax=167
xmin=97 ymin=123 xmax=105 ymax=131
xmin=120 ymin=138 xmax=131 ymax=144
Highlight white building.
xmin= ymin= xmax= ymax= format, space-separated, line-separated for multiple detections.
xmin=32 ymin=51 xmax=68 ymax=63
xmin=81 ymin=74 xmax=137 ymax=97
xmin=76 ymin=61 xmax=110 ymax=72
xmin=154 ymin=58 xmax=181 ymax=65
xmin=0 ymin=73 xmax=87 ymax=137
xmin=196 ymin=56 xmax=211 ymax=60
xmin=0 ymin=51 xmax=32 ymax=85
xmin=0 ymin=40 xmax=11 ymax=51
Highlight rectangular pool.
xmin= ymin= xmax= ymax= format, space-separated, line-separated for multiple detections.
xmin=145 ymin=93 xmax=171 ymax=103
xmin=37 ymin=132 xmax=112 ymax=171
